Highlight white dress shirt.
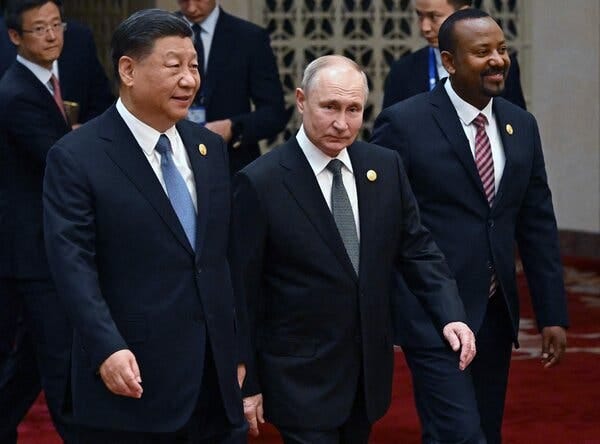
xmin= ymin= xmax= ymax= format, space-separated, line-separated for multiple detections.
xmin=444 ymin=79 xmax=506 ymax=191
xmin=16 ymin=55 xmax=59 ymax=95
xmin=116 ymin=98 xmax=198 ymax=210
xmin=296 ymin=125 xmax=360 ymax=239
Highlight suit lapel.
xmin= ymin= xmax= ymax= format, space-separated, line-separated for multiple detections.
xmin=177 ymin=122 xmax=209 ymax=254
xmin=347 ymin=143 xmax=377 ymax=281
xmin=202 ymin=9 xmax=231 ymax=107
xmin=99 ymin=107 xmax=194 ymax=254
xmin=430 ymin=82 xmax=487 ymax=200
xmin=492 ymin=99 xmax=517 ymax=209
xmin=14 ymin=63 xmax=69 ymax=131
xmin=280 ymin=139 xmax=357 ymax=280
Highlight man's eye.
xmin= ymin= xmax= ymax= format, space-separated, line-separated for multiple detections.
xmin=34 ymin=26 xmax=46 ymax=33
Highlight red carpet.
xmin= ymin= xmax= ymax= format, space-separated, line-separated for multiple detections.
xmin=17 ymin=257 xmax=600 ymax=443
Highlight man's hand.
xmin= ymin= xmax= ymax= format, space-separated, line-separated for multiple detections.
xmin=541 ymin=326 xmax=567 ymax=368
xmin=442 ymin=321 xmax=477 ymax=370
xmin=243 ymin=393 xmax=264 ymax=437
xmin=205 ymin=119 xmax=233 ymax=142
xmin=99 ymin=349 xmax=143 ymax=398
xmin=237 ymin=364 xmax=246 ymax=389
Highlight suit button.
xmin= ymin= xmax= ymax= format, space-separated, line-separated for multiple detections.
xmin=197 ymin=268 xmax=203 ymax=275
xmin=487 ymin=262 xmax=494 ymax=271
xmin=488 ymin=219 xmax=494 ymax=228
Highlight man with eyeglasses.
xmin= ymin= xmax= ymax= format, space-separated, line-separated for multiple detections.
xmin=0 ymin=1 xmax=108 ymax=442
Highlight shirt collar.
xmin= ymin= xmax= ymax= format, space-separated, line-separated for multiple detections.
xmin=115 ymin=98 xmax=178 ymax=155
xmin=296 ymin=125 xmax=354 ymax=176
xmin=181 ymin=4 xmax=220 ymax=35
xmin=444 ymin=78 xmax=493 ymax=126
xmin=16 ymin=55 xmax=59 ymax=85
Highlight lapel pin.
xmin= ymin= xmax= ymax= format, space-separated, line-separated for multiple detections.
xmin=505 ymin=124 xmax=514 ymax=135
xmin=366 ymin=170 xmax=377 ymax=182
xmin=198 ymin=144 xmax=207 ymax=156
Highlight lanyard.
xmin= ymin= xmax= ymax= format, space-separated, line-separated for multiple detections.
xmin=428 ymin=46 xmax=437 ymax=91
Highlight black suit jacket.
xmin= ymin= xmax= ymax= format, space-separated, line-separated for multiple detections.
xmin=232 ymin=138 xmax=465 ymax=428
xmin=372 ymin=81 xmax=569 ymax=348
xmin=382 ymin=45 xmax=526 ymax=110
xmin=43 ymin=107 xmax=245 ymax=432
xmin=182 ymin=8 xmax=288 ymax=174
xmin=0 ymin=20 xmax=114 ymax=279
xmin=0 ymin=62 xmax=71 ymax=279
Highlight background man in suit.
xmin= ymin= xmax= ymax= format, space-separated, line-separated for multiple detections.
xmin=176 ymin=0 xmax=289 ymax=174
xmin=0 ymin=0 xmax=114 ymax=443
xmin=382 ymin=0 xmax=526 ymax=110
xmin=43 ymin=9 xmax=247 ymax=442
xmin=234 ymin=55 xmax=477 ymax=444
xmin=372 ymin=9 xmax=569 ymax=443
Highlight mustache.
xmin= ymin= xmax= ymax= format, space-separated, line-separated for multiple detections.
xmin=481 ymin=67 xmax=506 ymax=77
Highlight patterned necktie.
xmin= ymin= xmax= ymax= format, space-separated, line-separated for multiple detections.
xmin=472 ymin=114 xmax=498 ymax=297
xmin=50 ymin=74 xmax=67 ymax=121
xmin=327 ymin=159 xmax=359 ymax=274
xmin=155 ymin=135 xmax=196 ymax=250
xmin=191 ymin=23 xmax=205 ymax=81
xmin=473 ymin=113 xmax=495 ymax=205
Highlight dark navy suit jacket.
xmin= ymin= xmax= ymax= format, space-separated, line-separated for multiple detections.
xmin=372 ymin=81 xmax=569 ymax=348
xmin=382 ymin=45 xmax=526 ymax=110
xmin=43 ymin=107 xmax=246 ymax=431
xmin=0 ymin=18 xmax=114 ymax=279
xmin=232 ymin=137 xmax=465 ymax=428
xmin=180 ymin=8 xmax=288 ymax=174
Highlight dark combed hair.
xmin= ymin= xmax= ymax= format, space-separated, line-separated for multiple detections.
xmin=4 ymin=0 xmax=63 ymax=32
xmin=110 ymin=8 xmax=193 ymax=82
xmin=438 ymin=8 xmax=490 ymax=54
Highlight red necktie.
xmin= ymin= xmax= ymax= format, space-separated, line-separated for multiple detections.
xmin=473 ymin=113 xmax=498 ymax=297
xmin=50 ymin=74 xmax=67 ymax=121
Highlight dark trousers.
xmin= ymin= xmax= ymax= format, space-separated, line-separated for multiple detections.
xmin=0 ymin=278 xmax=40 ymax=444
xmin=405 ymin=293 xmax=513 ymax=444
xmin=78 ymin=342 xmax=247 ymax=444
xmin=276 ymin=376 xmax=371 ymax=444
xmin=0 ymin=279 xmax=77 ymax=443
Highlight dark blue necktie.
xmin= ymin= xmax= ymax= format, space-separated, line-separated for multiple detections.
xmin=191 ymin=23 xmax=205 ymax=81
xmin=155 ymin=134 xmax=196 ymax=250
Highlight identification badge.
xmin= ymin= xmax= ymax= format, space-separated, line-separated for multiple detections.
xmin=187 ymin=105 xmax=206 ymax=125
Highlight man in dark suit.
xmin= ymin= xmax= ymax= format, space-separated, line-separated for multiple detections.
xmin=372 ymin=9 xmax=569 ymax=443
xmin=234 ymin=55 xmax=477 ymax=444
xmin=0 ymin=17 xmax=114 ymax=121
xmin=43 ymin=9 xmax=248 ymax=442
xmin=382 ymin=0 xmax=526 ymax=110
xmin=0 ymin=1 xmax=114 ymax=442
xmin=176 ymin=0 xmax=288 ymax=174
xmin=0 ymin=0 xmax=112 ymax=441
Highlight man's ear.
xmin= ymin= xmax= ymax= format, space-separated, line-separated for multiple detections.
xmin=7 ymin=28 xmax=22 ymax=48
xmin=118 ymin=56 xmax=135 ymax=87
xmin=441 ymin=50 xmax=456 ymax=76
xmin=296 ymin=87 xmax=306 ymax=114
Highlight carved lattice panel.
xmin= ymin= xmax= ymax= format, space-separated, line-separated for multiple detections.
xmin=63 ymin=0 xmax=154 ymax=86
xmin=256 ymin=0 xmax=526 ymax=145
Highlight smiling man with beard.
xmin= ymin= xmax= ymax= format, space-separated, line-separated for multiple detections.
xmin=372 ymin=8 xmax=569 ymax=444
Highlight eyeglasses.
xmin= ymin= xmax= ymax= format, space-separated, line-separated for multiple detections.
xmin=21 ymin=22 xmax=67 ymax=37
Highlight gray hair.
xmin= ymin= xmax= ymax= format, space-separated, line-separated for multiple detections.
xmin=300 ymin=55 xmax=369 ymax=103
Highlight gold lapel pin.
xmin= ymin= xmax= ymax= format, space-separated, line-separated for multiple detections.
xmin=366 ymin=170 xmax=377 ymax=182
xmin=505 ymin=124 xmax=514 ymax=135
xmin=198 ymin=144 xmax=207 ymax=156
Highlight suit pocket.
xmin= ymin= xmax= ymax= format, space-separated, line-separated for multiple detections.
xmin=258 ymin=335 xmax=318 ymax=358
xmin=114 ymin=314 xmax=147 ymax=344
